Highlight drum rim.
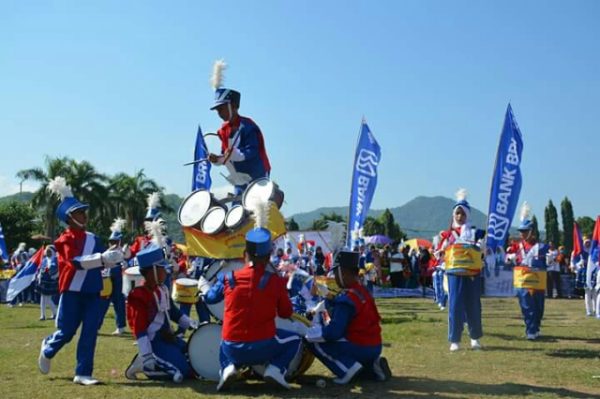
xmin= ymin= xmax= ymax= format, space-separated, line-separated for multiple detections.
xmin=200 ymin=206 xmax=227 ymax=234
xmin=242 ymin=177 xmax=274 ymax=209
xmin=175 ymin=277 xmax=198 ymax=285
xmin=178 ymin=189 xmax=213 ymax=227
xmin=124 ymin=266 xmax=141 ymax=275
xmin=186 ymin=322 xmax=223 ymax=381
xmin=225 ymin=205 xmax=246 ymax=228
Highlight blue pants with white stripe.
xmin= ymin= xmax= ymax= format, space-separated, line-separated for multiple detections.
xmin=220 ymin=329 xmax=301 ymax=374
xmin=447 ymin=274 xmax=483 ymax=343
xmin=306 ymin=340 xmax=382 ymax=379
xmin=150 ymin=334 xmax=192 ymax=379
xmin=516 ymin=288 xmax=545 ymax=336
xmin=42 ymin=291 xmax=101 ymax=376
xmin=432 ymin=270 xmax=447 ymax=307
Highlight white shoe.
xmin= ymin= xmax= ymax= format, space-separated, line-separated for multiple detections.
xmin=440 ymin=306 xmax=445 ymax=311
xmin=526 ymin=333 xmax=537 ymax=340
xmin=263 ymin=364 xmax=291 ymax=389
xmin=38 ymin=339 xmax=51 ymax=374
xmin=112 ymin=328 xmax=125 ymax=336
xmin=333 ymin=362 xmax=363 ymax=385
xmin=73 ymin=375 xmax=100 ymax=385
xmin=449 ymin=343 xmax=460 ymax=352
xmin=217 ymin=364 xmax=238 ymax=391
xmin=470 ymin=339 xmax=482 ymax=350
xmin=372 ymin=356 xmax=392 ymax=381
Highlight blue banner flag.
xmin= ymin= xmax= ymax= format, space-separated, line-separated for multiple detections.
xmin=486 ymin=104 xmax=524 ymax=250
xmin=0 ymin=224 xmax=8 ymax=262
xmin=347 ymin=120 xmax=381 ymax=248
xmin=192 ymin=125 xmax=212 ymax=191
xmin=7 ymin=247 xmax=44 ymax=302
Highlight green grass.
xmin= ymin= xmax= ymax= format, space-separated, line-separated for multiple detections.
xmin=1 ymin=298 xmax=600 ymax=398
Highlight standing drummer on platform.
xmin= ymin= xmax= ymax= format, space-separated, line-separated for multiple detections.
xmin=207 ymin=60 xmax=271 ymax=197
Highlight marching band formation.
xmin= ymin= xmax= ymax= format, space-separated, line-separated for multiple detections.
xmin=0 ymin=59 xmax=588 ymax=391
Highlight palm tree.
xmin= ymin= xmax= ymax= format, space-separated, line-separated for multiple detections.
xmin=16 ymin=156 xmax=73 ymax=238
xmin=67 ymin=159 xmax=109 ymax=233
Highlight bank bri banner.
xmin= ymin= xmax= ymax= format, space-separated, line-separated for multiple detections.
xmin=192 ymin=125 xmax=212 ymax=191
xmin=347 ymin=120 xmax=381 ymax=248
xmin=486 ymin=104 xmax=524 ymax=250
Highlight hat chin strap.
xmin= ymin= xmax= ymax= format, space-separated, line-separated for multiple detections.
xmin=153 ymin=265 xmax=159 ymax=285
xmin=69 ymin=214 xmax=85 ymax=229
xmin=336 ymin=266 xmax=345 ymax=289
xmin=227 ymin=103 xmax=234 ymax=122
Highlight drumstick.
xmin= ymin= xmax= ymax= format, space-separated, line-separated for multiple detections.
xmin=183 ymin=132 xmax=217 ymax=166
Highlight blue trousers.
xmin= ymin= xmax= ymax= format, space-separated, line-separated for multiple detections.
xmin=42 ymin=291 xmax=101 ymax=376
xmin=517 ymin=288 xmax=545 ymax=335
xmin=307 ymin=340 xmax=381 ymax=379
xmin=433 ymin=270 xmax=447 ymax=307
xmin=447 ymin=274 xmax=483 ymax=342
xmin=150 ymin=334 xmax=192 ymax=379
xmin=98 ymin=274 xmax=126 ymax=330
xmin=220 ymin=329 xmax=301 ymax=374
xmin=179 ymin=300 xmax=210 ymax=323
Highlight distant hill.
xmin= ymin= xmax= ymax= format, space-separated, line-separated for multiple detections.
xmin=0 ymin=191 xmax=34 ymax=204
xmin=289 ymin=196 xmax=488 ymax=239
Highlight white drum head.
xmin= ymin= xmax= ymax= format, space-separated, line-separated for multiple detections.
xmin=187 ymin=323 xmax=222 ymax=381
xmin=243 ymin=178 xmax=273 ymax=210
xmin=175 ymin=278 xmax=198 ymax=287
xmin=124 ymin=266 xmax=141 ymax=276
xmin=179 ymin=190 xmax=212 ymax=227
xmin=201 ymin=207 xmax=226 ymax=234
xmin=204 ymin=259 xmax=244 ymax=321
xmin=225 ymin=205 xmax=245 ymax=229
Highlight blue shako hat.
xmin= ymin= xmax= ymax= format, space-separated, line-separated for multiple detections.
xmin=453 ymin=188 xmax=471 ymax=220
xmin=109 ymin=218 xmax=126 ymax=241
xmin=47 ymin=177 xmax=89 ymax=224
xmin=517 ymin=201 xmax=533 ymax=231
xmin=136 ymin=244 xmax=168 ymax=270
xmin=246 ymin=227 xmax=272 ymax=257
xmin=145 ymin=192 xmax=161 ymax=221
xmin=331 ymin=250 xmax=360 ymax=272
xmin=209 ymin=59 xmax=241 ymax=110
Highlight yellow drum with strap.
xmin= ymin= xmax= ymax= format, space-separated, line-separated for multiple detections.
xmin=100 ymin=276 xmax=113 ymax=298
xmin=513 ymin=266 xmax=546 ymax=290
xmin=444 ymin=244 xmax=482 ymax=275
xmin=172 ymin=278 xmax=199 ymax=304
xmin=314 ymin=276 xmax=339 ymax=294
xmin=0 ymin=269 xmax=16 ymax=280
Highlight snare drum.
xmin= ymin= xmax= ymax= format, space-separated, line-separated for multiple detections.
xmin=172 ymin=278 xmax=199 ymax=304
xmin=122 ymin=266 xmax=145 ymax=297
xmin=252 ymin=314 xmax=315 ymax=380
xmin=513 ymin=266 xmax=547 ymax=290
xmin=200 ymin=206 xmax=227 ymax=235
xmin=444 ymin=244 xmax=483 ymax=275
xmin=224 ymin=205 xmax=248 ymax=230
xmin=187 ymin=322 xmax=222 ymax=381
xmin=100 ymin=276 xmax=113 ymax=299
xmin=242 ymin=178 xmax=285 ymax=210
xmin=178 ymin=190 xmax=221 ymax=229
xmin=204 ymin=259 xmax=245 ymax=320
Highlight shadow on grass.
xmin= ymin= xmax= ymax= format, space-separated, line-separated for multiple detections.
xmin=547 ymin=348 xmax=600 ymax=359
xmin=482 ymin=345 xmax=545 ymax=353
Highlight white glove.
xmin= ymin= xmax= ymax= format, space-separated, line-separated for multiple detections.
xmin=101 ymin=249 xmax=124 ymax=267
xmin=178 ymin=314 xmax=199 ymax=330
xmin=305 ymin=325 xmax=325 ymax=343
xmin=197 ymin=276 xmax=211 ymax=295
xmin=228 ymin=147 xmax=245 ymax=162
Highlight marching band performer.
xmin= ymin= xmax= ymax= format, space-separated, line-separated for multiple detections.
xmin=36 ymin=245 xmax=59 ymax=320
xmin=571 ymin=236 xmax=595 ymax=316
xmin=207 ymin=60 xmax=271 ymax=195
xmin=199 ymin=199 xmax=301 ymax=391
xmin=304 ymin=249 xmax=391 ymax=384
xmin=38 ymin=177 xmax=124 ymax=385
xmin=124 ymin=237 xmax=198 ymax=382
xmin=436 ymin=189 xmax=484 ymax=351
xmin=98 ymin=218 xmax=130 ymax=335
xmin=130 ymin=192 xmax=161 ymax=258
xmin=515 ymin=202 xmax=548 ymax=340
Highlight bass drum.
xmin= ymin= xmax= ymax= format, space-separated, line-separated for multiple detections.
xmin=204 ymin=259 xmax=245 ymax=321
xmin=178 ymin=190 xmax=220 ymax=229
xmin=251 ymin=314 xmax=315 ymax=380
xmin=242 ymin=178 xmax=284 ymax=210
xmin=187 ymin=322 xmax=222 ymax=381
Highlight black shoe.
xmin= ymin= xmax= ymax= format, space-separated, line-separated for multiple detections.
xmin=373 ymin=357 xmax=392 ymax=381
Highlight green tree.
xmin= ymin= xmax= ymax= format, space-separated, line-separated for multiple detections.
xmin=576 ymin=216 xmax=595 ymax=238
xmin=0 ymin=201 xmax=42 ymax=252
xmin=310 ymin=212 xmax=345 ymax=231
xmin=363 ymin=216 xmax=384 ymax=236
xmin=561 ymin=197 xmax=575 ymax=255
xmin=544 ymin=200 xmax=560 ymax=246
xmin=286 ymin=218 xmax=300 ymax=231
xmin=531 ymin=215 xmax=540 ymax=241
xmin=378 ymin=209 xmax=407 ymax=242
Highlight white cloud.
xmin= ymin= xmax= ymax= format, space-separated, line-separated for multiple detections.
xmin=0 ymin=175 xmax=39 ymax=197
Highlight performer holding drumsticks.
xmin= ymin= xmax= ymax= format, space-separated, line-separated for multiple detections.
xmin=207 ymin=60 xmax=271 ymax=197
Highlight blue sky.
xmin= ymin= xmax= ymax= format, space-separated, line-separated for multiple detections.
xmin=1 ymin=1 xmax=599 ymax=227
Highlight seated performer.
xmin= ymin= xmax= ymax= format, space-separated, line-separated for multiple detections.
xmin=125 ymin=244 xmax=198 ymax=382
xmin=130 ymin=192 xmax=161 ymax=258
xmin=207 ymin=60 xmax=271 ymax=196
xmin=515 ymin=202 xmax=547 ymax=340
xmin=304 ymin=250 xmax=391 ymax=384
xmin=436 ymin=189 xmax=484 ymax=351
xmin=38 ymin=177 xmax=124 ymax=385
xmin=200 ymin=209 xmax=301 ymax=391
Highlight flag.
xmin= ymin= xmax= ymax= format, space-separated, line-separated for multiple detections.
xmin=347 ymin=120 xmax=381 ymax=248
xmin=571 ymin=221 xmax=584 ymax=266
xmin=6 ymin=246 xmax=44 ymax=302
xmin=192 ymin=125 xmax=212 ymax=191
xmin=0 ymin=223 xmax=8 ymax=263
xmin=486 ymin=104 xmax=524 ymax=250
xmin=586 ymin=216 xmax=600 ymax=288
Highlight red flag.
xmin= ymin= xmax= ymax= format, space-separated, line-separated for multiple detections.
xmin=572 ymin=222 xmax=583 ymax=257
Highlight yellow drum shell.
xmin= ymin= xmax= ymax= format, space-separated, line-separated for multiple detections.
xmin=100 ymin=277 xmax=113 ymax=298
xmin=172 ymin=278 xmax=199 ymax=304
xmin=444 ymin=244 xmax=482 ymax=274
xmin=513 ymin=266 xmax=546 ymax=290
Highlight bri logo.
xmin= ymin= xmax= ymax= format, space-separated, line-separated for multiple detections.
xmin=487 ymin=213 xmax=510 ymax=241
xmin=356 ymin=149 xmax=379 ymax=177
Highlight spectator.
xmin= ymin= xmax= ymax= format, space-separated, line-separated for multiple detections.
xmin=545 ymin=242 xmax=561 ymax=298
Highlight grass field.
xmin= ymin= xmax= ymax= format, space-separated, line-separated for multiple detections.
xmin=1 ymin=297 xmax=600 ymax=399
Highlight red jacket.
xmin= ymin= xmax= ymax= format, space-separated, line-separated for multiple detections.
xmin=343 ymin=282 xmax=382 ymax=346
xmin=212 ymin=262 xmax=292 ymax=342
